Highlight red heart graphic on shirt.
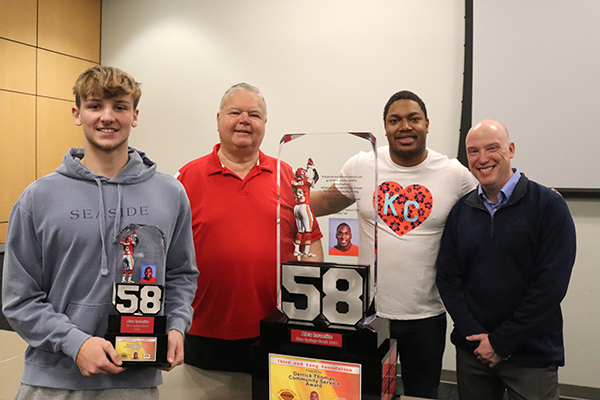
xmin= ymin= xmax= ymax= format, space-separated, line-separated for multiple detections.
xmin=373 ymin=182 xmax=433 ymax=236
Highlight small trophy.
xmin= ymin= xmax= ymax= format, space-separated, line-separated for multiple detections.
xmin=105 ymin=223 xmax=170 ymax=367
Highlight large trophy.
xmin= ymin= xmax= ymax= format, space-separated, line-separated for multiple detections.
xmin=105 ymin=223 xmax=170 ymax=368
xmin=253 ymin=133 xmax=397 ymax=400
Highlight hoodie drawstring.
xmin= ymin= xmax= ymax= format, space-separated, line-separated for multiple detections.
xmin=94 ymin=177 xmax=110 ymax=276
xmin=114 ymin=184 xmax=123 ymax=244
xmin=94 ymin=178 xmax=124 ymax=276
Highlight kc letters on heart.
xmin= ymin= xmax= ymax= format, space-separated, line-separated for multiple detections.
xmin=374 ymin=182 xmax=432 ymax=236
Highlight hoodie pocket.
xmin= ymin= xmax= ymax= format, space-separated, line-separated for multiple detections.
xmin=65 ymin=301 xmax=115 ymax=336
xmin=27 ymin=302 xmax=115 ymax=368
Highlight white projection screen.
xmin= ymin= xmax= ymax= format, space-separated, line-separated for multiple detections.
xmin=472 ymin=1 xmax=600 ymax=192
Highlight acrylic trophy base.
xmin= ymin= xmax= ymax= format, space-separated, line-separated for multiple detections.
xmin=105 ymin=314 xmax=170 ymax=368
xmin=252 ymin=310 xmax=397 ymax=400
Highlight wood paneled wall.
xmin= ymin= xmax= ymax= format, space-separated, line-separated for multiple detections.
xmin=0 ymin=0 xmax=101 ymax=242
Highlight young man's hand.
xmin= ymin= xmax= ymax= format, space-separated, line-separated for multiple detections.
xmin=161 ymin=329 xmax=184 ymax=372
xmin=76 ymin=336 xmax=126 ymax=376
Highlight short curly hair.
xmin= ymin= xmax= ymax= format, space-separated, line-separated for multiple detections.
xmin=383 ymin=90 xmax=428 ymax=121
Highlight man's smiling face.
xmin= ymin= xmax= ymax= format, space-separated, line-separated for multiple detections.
xmin=466 ymin=120 xmax=515 ymax=201
xmin=73 ymin=94 xmax=138 ymax=153
xmin=384 ymin=99 xmax=429 ymax=166
xmin=217 ymin=90 xmax=267 ymax=155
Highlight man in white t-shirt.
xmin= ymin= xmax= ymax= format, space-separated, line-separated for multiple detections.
xmin=311 ymin=90 xmax=476 ymax=398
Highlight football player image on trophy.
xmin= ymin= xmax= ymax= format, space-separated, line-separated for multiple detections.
xmin=252 ymin=133 xmax=397 ymax=400
xmin=120 ymin=231 xmax=138 ymax=283
xmin=105 ymin=223 xmax=170 ymax=367
xmin=291 ymin=158 xmax=319 ymax=257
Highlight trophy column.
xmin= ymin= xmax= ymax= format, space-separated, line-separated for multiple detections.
xmin=252 ymin=133 xmax=396 ymax=400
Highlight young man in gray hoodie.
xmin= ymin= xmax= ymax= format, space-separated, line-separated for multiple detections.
xmin=2 ymin=66 xmax=198 ymax=399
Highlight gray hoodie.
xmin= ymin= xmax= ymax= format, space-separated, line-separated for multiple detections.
xmin=2 ymin=147 xmax=198 ymax=390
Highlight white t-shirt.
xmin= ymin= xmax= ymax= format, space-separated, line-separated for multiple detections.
xmin=337 ymin=146 xmax=476 ymax=320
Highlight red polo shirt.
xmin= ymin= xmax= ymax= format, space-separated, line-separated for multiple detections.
xmin=177 ymin=144 xmax=322 ymax=339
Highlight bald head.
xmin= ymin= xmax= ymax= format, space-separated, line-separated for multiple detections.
xmin=466 ymin=120 xmax=515 ymax=202
xmin=467 ymin=120 xmax=510 ymax=142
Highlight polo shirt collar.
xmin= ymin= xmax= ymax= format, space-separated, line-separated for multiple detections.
xmin=478 ymin=168 xmax=521 ymax=214
xmin=207 ymin=143 xmax=273 ymax=177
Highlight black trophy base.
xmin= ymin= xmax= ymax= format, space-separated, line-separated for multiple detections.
xmin=252 ymin=310 xmax=397 ymax=400
xmin=105 ymin=314 xmax=170 ymax=368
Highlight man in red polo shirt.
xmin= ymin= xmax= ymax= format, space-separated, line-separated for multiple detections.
xmin=176 ymin=83 xmax=323 ymax=373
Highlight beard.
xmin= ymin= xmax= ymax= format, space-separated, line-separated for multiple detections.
xmin=389 ymin=140 xmax=426 ymax=161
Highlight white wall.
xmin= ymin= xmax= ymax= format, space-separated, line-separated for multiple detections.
xmin=102 ymin=0 xmax=600 ymax=389
xmin=101 ymin=0 xmax=465 ymax=175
